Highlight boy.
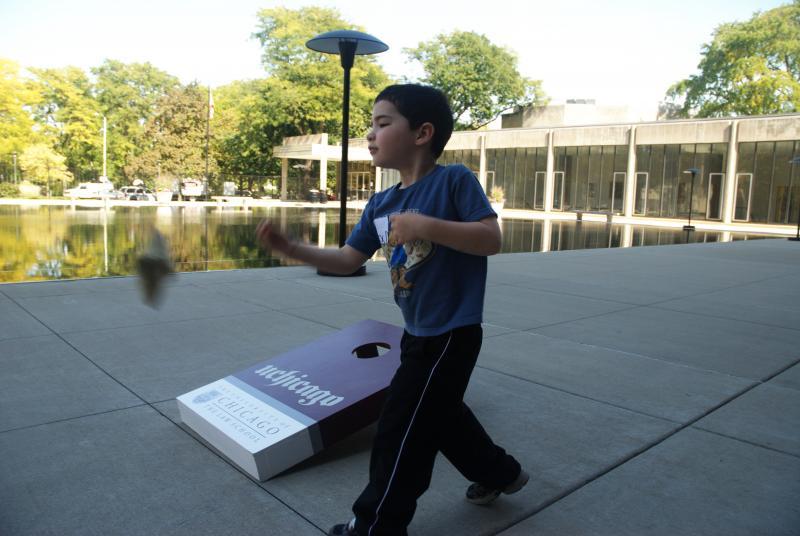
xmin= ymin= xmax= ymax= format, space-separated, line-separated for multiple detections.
xmin=255 ymin=84 xmax=527 ymax=536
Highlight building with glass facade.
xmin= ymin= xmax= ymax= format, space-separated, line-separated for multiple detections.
xmin=273 ymin=114 xmax=800 ymax=229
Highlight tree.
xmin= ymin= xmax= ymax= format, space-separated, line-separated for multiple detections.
xmin=125 ymin=83 xmax=213 ymax=186
xmin=666 ymin=1 xmax=800 ymax=117
xmin=92 ymin=60 xmax=180 ymax=182
xmin=30 ymin=66 xmax=103 ymax=180
xmin=0 ymin=59 xmax=41 ymax=163
xmin=253 ymin=6 xmax=392 ymax=139
xmin=212 ymin=79 xmax=283 ymax=184
xmin=18 ymin=143 xmax=73 ymax=195
xmin=405 ymin=31 xmax=547 ymax=130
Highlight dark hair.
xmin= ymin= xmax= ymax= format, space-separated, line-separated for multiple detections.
xmin=375 ymin=84 xmax=454 ymax=158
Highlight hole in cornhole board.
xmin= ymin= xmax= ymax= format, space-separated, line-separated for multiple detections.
xmin=352 ymin=342 xmax=391 ymax=359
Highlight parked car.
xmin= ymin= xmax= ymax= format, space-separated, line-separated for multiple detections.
xmin=122 ymin=186 xmax=156 ymax=201
xmin=235 ymin=189 xmax=259 ymax=198
xmin=307 ymin=189 xmax=328 ymax=203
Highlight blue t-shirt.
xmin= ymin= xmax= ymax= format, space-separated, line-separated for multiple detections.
xmin=346 ymin=164 xmax=496 ymax=336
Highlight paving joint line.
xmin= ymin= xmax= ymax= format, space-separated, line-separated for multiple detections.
xmin=499 ymin=355 xmax=800 ymax=533
xmin=0 ymin=403 xmax=150 ymax=435
xmin=474 ymin=364 xmax=682 ymax=424
xmin=489 ymin=327 xmax=773 ymax=383
xmin=690 ymin=426 xmax=800 ymax=460
xmin=145 ymin=401 xmax=327 ymax=534
xmin=647 ymin=303 xmax=800 ymax=332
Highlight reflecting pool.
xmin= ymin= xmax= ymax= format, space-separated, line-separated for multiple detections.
xmin=0 ymin=205 xmax=767 ymax=283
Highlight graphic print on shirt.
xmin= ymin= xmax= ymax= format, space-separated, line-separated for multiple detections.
xmin=374 ymin=212 xmax=434 ymax=298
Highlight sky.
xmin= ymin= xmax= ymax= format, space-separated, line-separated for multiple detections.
xmin=0 ymin=0 xmax=788 ymax=115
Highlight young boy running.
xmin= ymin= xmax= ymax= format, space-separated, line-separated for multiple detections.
xmin=256 ymin=84 xmax=527 ymax=536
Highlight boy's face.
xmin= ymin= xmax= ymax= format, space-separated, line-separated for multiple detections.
xmin=367 ymin=100 xmax=419 ymax=169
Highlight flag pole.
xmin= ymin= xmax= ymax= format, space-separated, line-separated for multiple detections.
xmin=205 ymin=86 xmax=212 ymax=185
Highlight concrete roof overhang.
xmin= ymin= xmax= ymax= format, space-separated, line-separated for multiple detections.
xmin=272 ymin=143 xmax=372 ymax=162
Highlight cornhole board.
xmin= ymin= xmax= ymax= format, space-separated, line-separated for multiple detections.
xmin=177 ymin=319 xmax=403 ymax=481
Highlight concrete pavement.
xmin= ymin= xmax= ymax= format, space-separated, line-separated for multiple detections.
xmin=1 ymin=239 xmax=798 ymax=535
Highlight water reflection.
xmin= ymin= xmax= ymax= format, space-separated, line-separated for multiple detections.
xmin=0 ymin=205 xmax=766 ymax=283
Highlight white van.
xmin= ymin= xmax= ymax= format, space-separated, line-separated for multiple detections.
xmin=65 ymin=182 xmax=115 ymax=199
xmin=178 ymin=179 xmax=207 ymax=200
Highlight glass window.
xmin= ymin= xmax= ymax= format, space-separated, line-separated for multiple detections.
xmin=467 ymin=150 xmax=480 ymax=175
xmin=520 ymin=148 xmax=535 ymax=209
xmin=587 ymin=146 xmax=602 ymax=210
xmin=737 ymin=143 xmax=756 ymax=174
xmin=516 ymin=148 xmax=528 ymax=210
xmin=574 ymin=146 xmax=588 ymax=210
xmin=486 ymin=149 xmax=499 ymax=193
xmin=636 ymin=145 xmax=652 ymax=173
xmin=498 ymin=148 xmax=509 ymax=198
xmin=772 ymin=141 xmax=794 ymax=223
xmin=563 ymin=146 xmax=578 ymax=210
xmin=790 ymin=141 xmax=800 ymax=226
xmin=710 ymin=143 xmax=727 ymax=174
xmin=661 ymin=145 xmax=679 ymax=217
xmin=615 ymin=145 xmax=629 ymax=173
xmin=752 ymin=142 xmax=774 ymax=223
xmin=734 ymin=173 xmax=753 ymax=221
xmin=646 ymin=145 xmax=661 ymax=216
xmin=598 ymin=146 xmax=615 ymax=211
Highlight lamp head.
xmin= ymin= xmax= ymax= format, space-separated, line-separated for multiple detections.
xmin=306 ymin=30 xmax=389 ymax=55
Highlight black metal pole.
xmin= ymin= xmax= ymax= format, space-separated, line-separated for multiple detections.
xmin=688 ymin=171 xmax=695 ymax=228
xmin=205 ymin=87 xmax=211 ymax=185
xmin=338 ymin=40 xmax=356 ymax=248
xmin=683 ymin=170 xmax=696 ymax=231
xmin=791 ymin=159 xmax=800 ymax=241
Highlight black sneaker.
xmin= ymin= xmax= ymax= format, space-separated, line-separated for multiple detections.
xmin=328 ymin=518 xmax=358 ymax=536
xmin=466 ymin=469 xmax=530 ymax=505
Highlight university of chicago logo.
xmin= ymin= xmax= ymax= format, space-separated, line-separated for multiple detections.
xmin=193 ymin=390 xmax=221 ymax=404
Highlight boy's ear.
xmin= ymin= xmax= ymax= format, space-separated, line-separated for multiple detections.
xmin=414 ymin=122 xmax=435 ymax=147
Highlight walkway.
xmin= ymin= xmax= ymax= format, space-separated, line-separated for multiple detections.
xmin=1 ymin=239 xmax=798 ymax=534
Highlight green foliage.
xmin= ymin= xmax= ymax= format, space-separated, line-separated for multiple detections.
xmin=666 ymin=1 xmax=800 ymax=117
xmin=30 ymin=66 xmax=103 ymax=180
xmin=253 ymin=6 xmax=392 ymax=139
xmin=125 ymin=83 xmax=214 ymax=187
xmin=0 ymin=182 xmax=20 ymax=197
xmin=489 ymin=185 xmax=505 ymax=202
xmin=18 ymin=143 xmax=73 ymax=195
xmin=92 ymin=60 xmax=180 ymax=182
xmin=0 ymin=59 xmax=42 ymax=157
xmin=405 ymin=31 xmax=547 ymax=130
xmin=212 ymin=79 xmax=283 ymax=187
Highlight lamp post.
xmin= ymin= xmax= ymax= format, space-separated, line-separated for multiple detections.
xmin=101 ymin=116 xmax=108 ymax=180
xmin=683 ymin=167 xmax=699 ymax=231
xmin=790 ymin=156 xmax=800 ymax=241
xmin=306 ymin=30 xmax=388 ymax=276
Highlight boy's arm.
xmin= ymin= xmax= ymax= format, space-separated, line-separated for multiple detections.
xmin=256 ymin=220 xmax=370 ymax=274
xmin=389 ymin=213 xmax=502 ymax=256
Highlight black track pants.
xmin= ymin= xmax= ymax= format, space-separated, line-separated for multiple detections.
xmin=352 ymin=324 xmax=521 ymax=536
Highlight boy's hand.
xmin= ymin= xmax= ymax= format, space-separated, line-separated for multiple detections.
xmin=256 ymin=220 xmax=295 ymax=256
xmin=389 ymin=212 xmax=429 ymax=243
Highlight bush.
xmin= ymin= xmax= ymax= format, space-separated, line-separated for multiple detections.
xmin=489 ymin=186 xmax=505 ymax=203
xmin=0 ymin=182 xmax=20 ymax=198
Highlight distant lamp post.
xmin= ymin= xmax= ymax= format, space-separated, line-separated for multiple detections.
xmin=790 ymin=156 xmax=800 ymax=241
xmin=306 ymin=30 xmax=388 ymax=276
xmin=683 ymin=167 xmax=700 ymax=231
xmin=101 ymin=115 xmax=108 ymax=180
